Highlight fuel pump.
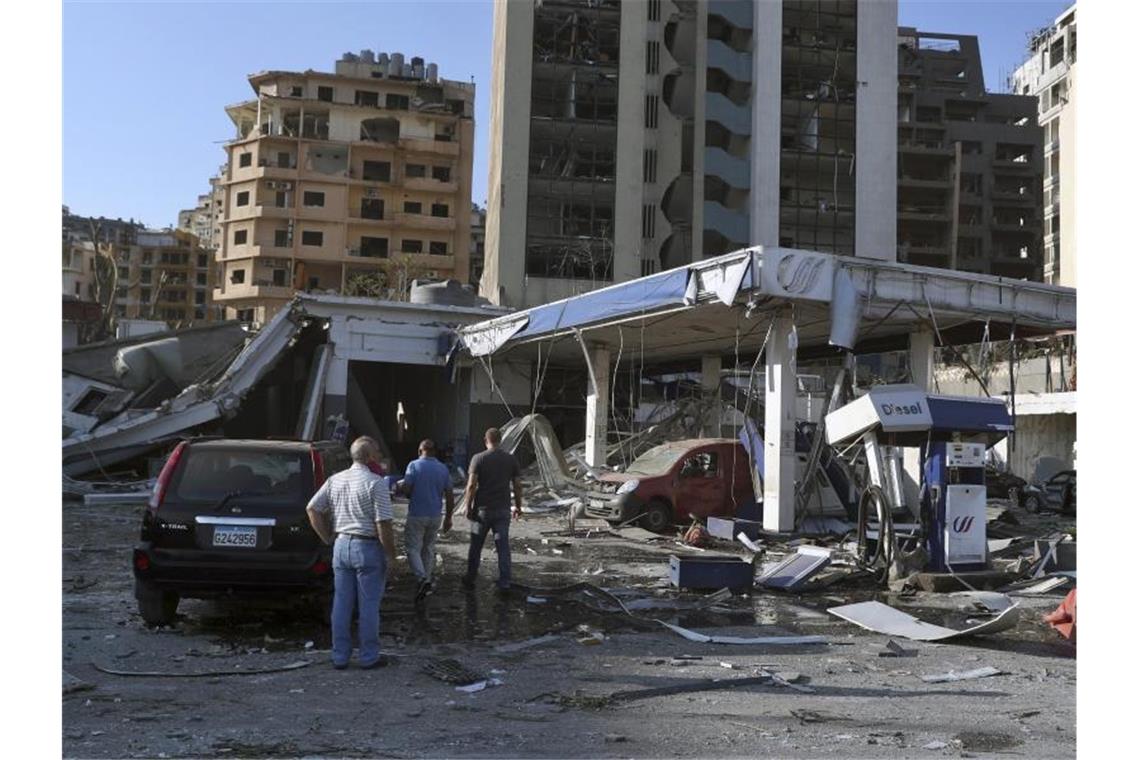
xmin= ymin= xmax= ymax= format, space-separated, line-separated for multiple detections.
xmin=825 ymin=385 xmax=1012 ymax=578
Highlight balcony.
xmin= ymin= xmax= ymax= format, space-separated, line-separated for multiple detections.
xmin=347 ymin=213 xmax=394 ymax=228
xmin=403 ymin=177 xmax=459 ymax=194
xmin=704 ymin=146 xmax=750 ymax=190
xmin=399 ymin=137 xmax=460 ymax=157
xmin=898 ymin=140 xmax=954 ymax=156
xmin=707 ymin=39 xmax=752 ymax=82
xmin=898 ymin=175 xmax=953 ymax=189
xmin=213 ymin=282 xmax=295 ymax=302
xmin=394 ymin=212 xmax=457 ymax=232
xmin=249 ymin=205 xmax=294 ymax=220
xmin=991 ymin=188 xmax=1035 ymax=203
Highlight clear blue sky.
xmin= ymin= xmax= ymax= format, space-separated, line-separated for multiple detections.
xmin=63 ymin=0 xmax=1071 ymax=229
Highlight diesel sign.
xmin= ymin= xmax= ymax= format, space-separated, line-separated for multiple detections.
xmin=880 ymin=401 xmax=924 ymax=416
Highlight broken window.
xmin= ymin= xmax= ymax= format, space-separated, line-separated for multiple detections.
xmin=386 ymin=93 xmax=409 ymax=110
xmin=679 ymin=452 xmax=719 ymax=479
xmin=195 ymin=290 xmax=206 ymax=304
xmin=233 ymin=229 xmax=248 ymax=245
xmin=308 ymin=277 xmax=320 ymax=290
xmin=140 ymin=269 xmax=152 ymax=284
xmin=401 ymin=239 xmax=423 ymax=253
xmin=301 ymin=230 xmax=323 ymax=246
xmin=275 ymin=191 xmax=288 ymax=208
xmin=318 ymin=85 xmax=334 ymax=102
xmin=429 ymin=241 xmax=448 ymax=255
xmin=290 ymin=85 xmax=303 ymax=97
xmin=361 ymin=198 xmax=384 ymax=220
xmin=430 ymin=203 xmax=449 ymax=218
xmin=72 ymin=388 xmax=110 ymax=415
xmin=140 ymin=287 xmax=151 ymax=303
xmin=362 ymin=161 xmax=391 ymax=182
xmin=360 ymin=117 xmax=400 ymax=143
xmin=301 ymin=110 xmax=330 ymax=140
xmin=142 ymin=251 xmax=153 ymax=265
xmin=272 ymin=269 xmax=287 ymax=286
xmin=431 ymin=165 xmax=451 ymax=182
xmin=277 ymin=152 xmax=292 ymax=168
xmin=355 ymin=90 xmax=379 ymax=107
xmin=230 ymin=269 xmax=245 ymax=284
xmin=406 ymin=164 xmax=426 ymax=179
xmin=360 ymin=236 xmax=389 ymax=258
xmin=274 ymin=229 xmax=290 ymax=247
xmin=239 ymin=153 xmax=252 ymax=168
xmin=196 ymin=272 xmax=207 ymax=286
xmin=302 ymin=191 xmax=325 ymax=207
xmin=403 ymin=201 xmax=422 ymax=214
xmin=236 ymin=191 xmax=250 ymax=207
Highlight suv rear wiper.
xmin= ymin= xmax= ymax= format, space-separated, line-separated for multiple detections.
xmin=212 ymin=490 xmax=270 ymax=513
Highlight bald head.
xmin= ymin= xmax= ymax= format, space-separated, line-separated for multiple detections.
xmin=349 ymin=436 xmax=379 ymax=464
xmin=484 ymin=427 xmax=501 ymax=449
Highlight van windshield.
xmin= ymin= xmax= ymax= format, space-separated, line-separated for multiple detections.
xmin=170 ymin=447 xmax=313 ymax=504
xmin=624 ymin=445 xmax=685 ymax=476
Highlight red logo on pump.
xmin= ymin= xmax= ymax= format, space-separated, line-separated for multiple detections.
xmin=952 ymin=516 xmax=975 ymax=533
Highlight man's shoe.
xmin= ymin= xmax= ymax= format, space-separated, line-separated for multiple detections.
xmin=414 ymin=579 xmax=431 ymax=603
xmin=360 ymin=655 xmax=390 ymax=670
xmin=496 ymin=583 xmax=511 ymax=596
xmin=461 ymin=575 xmax=476 ymax=590
xmin=332 ymin=661 xmax=349 ymax=670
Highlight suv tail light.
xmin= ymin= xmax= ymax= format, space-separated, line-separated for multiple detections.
xmin=311 ymin=449 xmax=326 ymax=488
xmin=148 ymin=441 xmax=188 ymax=512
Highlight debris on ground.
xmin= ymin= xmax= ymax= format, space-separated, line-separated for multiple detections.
xmin=1043 ymin=589 xmax=1077 ymax=642
xmin=878 ymin=639 xmax=917 ymax=658
xmin=423 ymin=659 xmax=487 ymax=686
xmin=758 ymin=545 xmax=832 ymax=590
xmin=828 ymin=600 xmax=1019 ymax=641
xmin=63 ymin=670 xmax=94 ymax=695
xmin=657 ymin=621 xmax=827 ymax=646
xmin=920 ymin=666 xmax=1005 ymax=683
xmin=91 ymin=660 xmax=311 ymax=678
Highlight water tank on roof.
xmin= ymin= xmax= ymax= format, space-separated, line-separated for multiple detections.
xmin=409 ymin=279 xmax=478 ymax=308
xmin=360 ymin=49 xmax=375 ymax=63
xmin=427 ymin=63 xmax=439 ymax=83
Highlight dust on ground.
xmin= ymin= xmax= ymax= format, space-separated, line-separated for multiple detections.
xmin=63 ymin=500 xmax=1076 ymax=758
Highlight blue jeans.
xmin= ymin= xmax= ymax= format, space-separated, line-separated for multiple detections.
xmin=466 ymin=512 xmax=511 ymax=589
xmin=405 ymin=515 xmax=442 ymax=582
xmin=331 ymin=535 xmax=387 ymax=666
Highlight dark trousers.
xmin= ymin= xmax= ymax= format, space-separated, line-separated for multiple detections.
xmin=465 ymin=513 xmax=511 ymax=589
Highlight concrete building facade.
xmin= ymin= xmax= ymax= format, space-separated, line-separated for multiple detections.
xmin=1011 ymin=5 xmax=1076 ymax=286
xmin=470 ymin=203 xmax=486 ymax=287
xmin=482 ymin=0 xmax=898 ymax=309
xmin=178 ymin=171 xmax=226 ymax=251
xmin=112 ymin=229 xmax=218 ymax=327
xmin=213 ymin=52 xmax=476 ymax=323
xmin=897 ymin=28 xmax=1043 ymax=279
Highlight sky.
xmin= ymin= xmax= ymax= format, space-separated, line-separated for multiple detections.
xmin=63 ymin=0 xmax=1072 ymax=229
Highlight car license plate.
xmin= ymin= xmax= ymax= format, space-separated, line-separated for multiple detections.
xmin=212 ymin=525 xmax=258 ymax=548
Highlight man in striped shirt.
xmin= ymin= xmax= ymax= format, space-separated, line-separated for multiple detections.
xmin=306 ymin=436 xmax=395 ymax=669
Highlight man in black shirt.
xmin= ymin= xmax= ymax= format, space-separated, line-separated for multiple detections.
xmin=462 ymin=427 xmax=523 ymax=592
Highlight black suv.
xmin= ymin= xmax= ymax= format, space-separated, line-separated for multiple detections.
xmin=132 ymin=438 xmax=353 ymax=625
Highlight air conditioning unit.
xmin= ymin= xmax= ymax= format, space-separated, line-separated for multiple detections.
xmin=365 ymin=188 xmax=380 ymax=198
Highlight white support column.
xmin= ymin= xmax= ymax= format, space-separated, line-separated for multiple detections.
xmin=585 ymin=344 xmax=611 ymax=469
xmin=763 ymin=310 xmax=797 ymax=533
xmin=701 ymin=355 xmax=721 ymax=437
xmin=902 ymin=327 xmax=937 ymax=515
xmin=909 ymin=328 xmax=936 ymax=390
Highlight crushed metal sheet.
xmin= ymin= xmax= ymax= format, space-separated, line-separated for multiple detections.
xmin=827 ymin=600 xmax=1019 ymax=641
xmin=657 ymin=621 xmax=827 ymax=646
xmin=950 ymin=591 xmax=1015 ymax=613
xmin=610 ymin=674 xmax=772 ymax=703
xmin=920 ymin=666 xmax=1004 ymax=683
xmin=758 ymin=546 xmax=831 ymax=590
xmin=737 ymin=532 xmax=764 ymax=554
xmin=877 ymin=639 xmax=916 ymax=658
xmin=91 ymin=660 xmax=311 ymax=677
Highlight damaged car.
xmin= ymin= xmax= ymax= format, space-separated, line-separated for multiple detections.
xmin=132 ymin=438 xmax=352 ymax=626
xmin=585 ymin=439 xmax=755 ymax=532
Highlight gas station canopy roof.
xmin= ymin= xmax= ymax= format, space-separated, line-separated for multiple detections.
xmin=460 ymin=247 xmax=1076 ymax=366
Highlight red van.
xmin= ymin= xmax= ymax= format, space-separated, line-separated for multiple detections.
xmin=585 ymin=439 xmax=755 ymax=532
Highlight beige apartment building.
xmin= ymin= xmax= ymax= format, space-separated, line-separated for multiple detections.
xmin=213 ymin=52 xmax=476 ymax=322
xmin=112 ymin=229 xmax=218 ymax=326
xmin=482 ymin=0 xmax=899 ymax=308
xmin=1011 ymin=5 xmax=1076 ymax=286
xmin=178 ymin=170 xmax=226 ymax=251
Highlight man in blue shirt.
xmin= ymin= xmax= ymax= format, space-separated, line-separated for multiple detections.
xmin=400 ymin=439 xmax=455 ymax=602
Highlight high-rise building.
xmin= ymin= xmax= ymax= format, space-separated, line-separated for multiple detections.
xmin=482 ymin=0 xmax=898 ymax=308
xmin=213 ymin=52 xmax=476 ymax=322
xmin=897 ymin=28 xmax=1043 ymax=279
xmin=1010 ymin=5 xmax=1076 ymax=286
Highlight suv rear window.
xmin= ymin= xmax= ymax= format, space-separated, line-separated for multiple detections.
xmin=169 ymin=447 xmax=313 ymax=504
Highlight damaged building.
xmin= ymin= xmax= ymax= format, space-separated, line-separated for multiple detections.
xmin=482 ymin=0 xmax=899 ymax=309
xmin=214 ymin=52 xmax=476 ymax=323
xmin=63 ymin=287 xmax=509 ymax=480
xmin=897 ymin=28 xmax=1044 ymax=279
